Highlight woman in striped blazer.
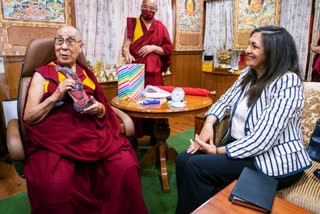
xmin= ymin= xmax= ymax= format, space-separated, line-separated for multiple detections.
xmin=175 ymin=26 xmax=312 ymax=214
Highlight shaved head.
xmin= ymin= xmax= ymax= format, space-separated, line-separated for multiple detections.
xmin=142 ymin=0 xmax=158 ymax=6
xmin=55 ymin=25 xmax=83 ymax=67
xmin=56 ymin=26 xmax=82 ymax=41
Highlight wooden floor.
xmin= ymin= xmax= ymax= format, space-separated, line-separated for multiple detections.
xmin=0 ymin=114 xmax=195 ymax=200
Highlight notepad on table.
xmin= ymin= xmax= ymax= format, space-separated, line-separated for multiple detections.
xmin=228 ymin=167 xmax=278 ymax=213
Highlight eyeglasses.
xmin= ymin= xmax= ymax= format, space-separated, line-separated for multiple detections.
xmin=141 ymin=4 xmax=157 ymax=12
xmin=54 ymin=37 xmax=82 ymax=47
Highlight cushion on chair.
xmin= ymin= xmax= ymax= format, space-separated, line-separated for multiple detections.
xmin=276 ymin=161 xmax=320 ymax=213
xmin=301 ymin=82 xmax=320 ymax=147
xmin=276 ymin=82 xmax=320 ymax=213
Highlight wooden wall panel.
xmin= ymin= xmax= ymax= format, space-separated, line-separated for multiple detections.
xmin=3 ymin=56 xmax=23 ymax=99
xmin=0 ymin=56 xmax=23 ymax=152
xmin=201 ymin=70 xmax=239 ymax=103
xmin=170 ymin=51 xmax=203 ymax=87
xmin=100 ymin=81 xmax=118 ymax=103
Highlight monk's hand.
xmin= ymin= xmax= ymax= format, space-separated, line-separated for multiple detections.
xmin=312 ymin=46 xmax=320 ymax=54
xmin=138 ymin=45 xmax=155 ymax=57
xmin=124 ymin=53 xmax=135 ymax=63
xmin=312 ymin=31 xmax=320 ymax=54
xmin=81 ymin=96 xmax=104 ymax=116
xmin=53 ymin=79 xmax=75 ymax=101
xmin=194 ymin=134 xmax=216 ymax=154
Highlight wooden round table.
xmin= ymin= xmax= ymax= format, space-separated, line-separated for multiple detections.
xmin=111 ymin=95 xmax=213 ymax=192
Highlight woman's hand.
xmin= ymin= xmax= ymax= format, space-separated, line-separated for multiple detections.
xmin=199 ymin=122 xmax=215 ymax=145
xmin=81 ymin=96 xmax=105 ymax=116
xmin=187 ymin=138 xmax=201 ymax=154
xmin=187 ymin=118 xmax=216 ymax=154
xmin=187 ymin=134 xmax=217 ymax=154
xmin=194 ymin=134 xmax=217 ymax=154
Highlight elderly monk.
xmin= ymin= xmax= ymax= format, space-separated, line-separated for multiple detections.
xmin=23 ymin=26 xmax=147 ymax=214
xmin=122 ymin=0 xmax=173 ymax=86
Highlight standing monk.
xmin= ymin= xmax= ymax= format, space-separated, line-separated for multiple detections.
xmin=122 ymin=0 xmax=173 ymax=140
xmin=23 ymin=26 xmax=147 ymax=214
xmin=122 ymin=0 xmax=173 ymax=86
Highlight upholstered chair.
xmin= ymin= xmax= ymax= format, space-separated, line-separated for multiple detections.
xmin=276 ymin=81 xmax=320 ymax=213
xmin=6 ymin=38 xmax=135 ymax=176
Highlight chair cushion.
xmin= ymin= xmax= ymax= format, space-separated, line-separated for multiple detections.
xmin=276 ymin=82 xmax=320 ymax=213
xmin=301 ymin=82 xmax=320 ymax=147
xmin=276 ymin=161 xmax=320 ymax=213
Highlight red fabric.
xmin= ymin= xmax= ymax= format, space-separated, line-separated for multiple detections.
xmin=23 ymin=62 xmax=147 ymax=214
xmin=24 ymin=62 xmax=124 ymax=161
xmin=127 ymin=17 xmax=173 ymax=86
xmin=25 ymin=149 xmax=146 ymax=214
xmin=127 ymin=18 xmax=136 ymax=40
xmin=156 ymin=86 xmax=212 ymax=97
xmin=312 ymin=54 xmax=320 ymax=81
xmin=312 ymin=39 xmax=320 ymax=82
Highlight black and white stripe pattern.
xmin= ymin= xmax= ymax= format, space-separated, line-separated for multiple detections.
xmin=206 ymin=67 xmax=312 ymax=177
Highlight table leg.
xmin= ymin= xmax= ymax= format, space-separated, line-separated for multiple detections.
xmin=140 ymin=119 xmax=178 ymax=192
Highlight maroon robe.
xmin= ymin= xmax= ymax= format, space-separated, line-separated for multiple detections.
xmin=127 ymin=16 xmax=173 ymax=86
xmin=22 ymin=61 xmax=147 ymax=214
xmin=312 ymin=39 xmax=320 ymax=82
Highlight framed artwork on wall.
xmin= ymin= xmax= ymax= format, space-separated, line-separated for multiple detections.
xmin=1 ymin=0 xmax=66 ymax=24
xmin=0 ymin=0 xmax=75 ymax=56
xmin=232 ymin=0 xmax=281 ymax=50
xmin=174 ymin=0 xmax=204 ymax=51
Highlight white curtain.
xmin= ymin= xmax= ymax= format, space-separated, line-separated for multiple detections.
xmin=75 ymin=0 xmax=173 ymax=67
xmin=203 ymin=0 xmax=313 ymax=77
xmin=203 ymin=0 xmax=234 ymax=67
xmin=306 ymin=0 xmax=320 ymax=80
xmin=280 ymin=0 xmax=313 ymax=79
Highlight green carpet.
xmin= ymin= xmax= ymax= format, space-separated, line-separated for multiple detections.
xmin=142 ymin=128 xmax=194 ymax=214
xmin=0 ymin=192 xmax=30 ymax=213
xmin=0 ymin=128 xmax=194 ymax=214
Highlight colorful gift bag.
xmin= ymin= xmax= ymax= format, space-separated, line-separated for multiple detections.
xmin=117 ymin=64 xmax=145 ymax=100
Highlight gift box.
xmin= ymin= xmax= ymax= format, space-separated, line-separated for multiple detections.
xmin=117 ymin=64 xmax=145 ymax=100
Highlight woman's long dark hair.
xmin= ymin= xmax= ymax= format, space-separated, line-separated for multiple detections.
xmin=240 ymin=25 xmax=301 ymax=107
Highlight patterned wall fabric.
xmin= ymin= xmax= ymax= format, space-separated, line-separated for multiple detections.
xmin=204 ymin=0 xmax=314 ymax=79
xmin=280 ymin=0 xmax=313 ymax=80
xmin=203 ymin=0 xmax=234 ymax=67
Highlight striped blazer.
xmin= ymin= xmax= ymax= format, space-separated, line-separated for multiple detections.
xmin=206 ymin=67 xmax=311 ymax=177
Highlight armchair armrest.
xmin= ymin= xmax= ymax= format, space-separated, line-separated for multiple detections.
xmin=111 ymin=106 xmax=135 ymax=137
xmin=6 ymin=119 xmax=25 ymax=161
xmin=214 ymin=113 xmax=230 ymax=146
xmin=6 ymin=108 xmax=135 ymax=161
xmin=195 ymin=111 xmax=230 ymax=146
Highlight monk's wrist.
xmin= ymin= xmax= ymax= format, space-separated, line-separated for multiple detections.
xmin=97 ymin=103 xmax=106 ymax=118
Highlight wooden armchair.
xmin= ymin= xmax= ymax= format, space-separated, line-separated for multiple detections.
xmin=6 ymin=38 xmax=135 ymax=176
xmin=196 ymin=82 xmax=320 ymax=213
